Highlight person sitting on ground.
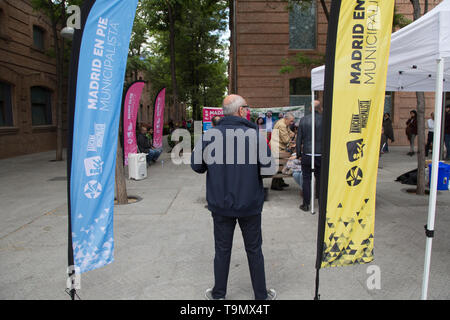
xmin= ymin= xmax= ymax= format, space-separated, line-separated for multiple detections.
xmin=284 ymin=153 xmax=302 ymax=196
xmin=137 ymin=125 xmax=162 ymax=164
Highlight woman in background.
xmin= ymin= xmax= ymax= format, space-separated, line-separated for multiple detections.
xmin=405 ymin=110 xmax=418 ymax=156
xmin=382 ymin=113 xmax=394 ymax=153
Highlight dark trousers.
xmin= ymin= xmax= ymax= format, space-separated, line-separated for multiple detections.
xmin=382 ymin=139 xmax=389 ymax=152
xmin=446 ymin=134 xmax=450 ymax=159
xmin=425 ymin=132 xmax=434 ymax=157
xmin=212 ymin=213 xmax=267 ymax=300
xmin=301 ymin=155 xmax=321 ymax=206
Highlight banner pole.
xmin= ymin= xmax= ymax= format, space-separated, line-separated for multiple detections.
xmin=311 ymin=90 xmax=315 ymax=214
xmin=421 ymin=58 xmax=444 ymax=300
xmin=65 ymin=0 xmax=96 ymax=300
xmin=313 ymin=268 xmax=320 ymax=300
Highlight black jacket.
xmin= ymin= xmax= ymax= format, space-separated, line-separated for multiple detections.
xmin=191 ymin=116 xmax=274 ymax=217
xmin=383 ymin=118 xmax=394 ymax=141
xmin=296 ymin=112 xmax=323 ymax=156
xmin=137 ymin=133 xmax=151 ymax=153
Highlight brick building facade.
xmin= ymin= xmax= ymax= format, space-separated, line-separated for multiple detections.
xmin=0 ymin=0 xmax=64 ymax=159
xmin=229 ymin=0 xmax=448 ymax=146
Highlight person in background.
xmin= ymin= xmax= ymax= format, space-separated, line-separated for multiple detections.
xmin=191 ymin=94 xmax=276 ymax=301
xmin=255 ymin=116 xmax=266 ymax=132
xmin=405 ymin=110 xmax=418 ymax=156
xmin=211 ymin=115 xmax=221 ymax=127
xmin=284 ymin=153 xmax=302 ymax=196
xmin=137 ymin=125 xmax=162 ymax=164
xmin=265 ymin=111 xmax=274 ymax=141
xmin=146 ymin=125 xmax=153 ymax=142
xmin=444 ymin=105 xmax=450 ymax=160
xmin=296 ymin=100 xmax=323 ymax=213
xmin=379 ymin=126 xmax=386 ymax=169
xmin=382 ymin=113 xmax=394 ymax=153
xmin=425 ymin=112 xmax=434 ymax=157
xmin=168 ymin=119 xmax=175 ymax=133
xmin=270 ymin=113 xmax=295 ymax=191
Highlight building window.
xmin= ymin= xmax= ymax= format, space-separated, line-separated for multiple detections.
xmin=31 ymin=86 xmax=52 ymax=126
xmin=289 ymin=2 xmax=317 ymax=50
xmin=290 ymin=77 xmax=312 ymax=112
xmin=384 ymin=92 xmax=392 ymax=116
xmin=0 ymin=82 xmax=13 ymax=126
xmin=33 ymin=25 xmax=45 ymax=51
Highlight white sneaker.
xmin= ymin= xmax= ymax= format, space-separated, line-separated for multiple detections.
xmin=205 ymin=288 xmax=225 ymax=300
xmin=266 ymin=288 xmax=277 ymax=300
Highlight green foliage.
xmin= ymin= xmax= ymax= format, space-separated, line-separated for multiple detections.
xmin=393 ymin=7 xmax=412 ymax=29
xmin=31 ymin=0 xmax=83 ymax=23
xmin=140 ymin=0 xmax=229 ymax=120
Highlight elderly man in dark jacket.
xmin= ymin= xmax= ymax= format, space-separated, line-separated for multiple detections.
xmin=296 ymin=100 xmax=323 ymax=213
xmin=191 ymin=94 xmax=276 ymax=300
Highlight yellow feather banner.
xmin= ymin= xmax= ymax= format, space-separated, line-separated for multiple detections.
xmin=316 ymin=0 xmax=395 ymax=269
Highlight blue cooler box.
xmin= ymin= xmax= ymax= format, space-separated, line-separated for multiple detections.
xmin=428 ymin=162 xmax=450 ymax=190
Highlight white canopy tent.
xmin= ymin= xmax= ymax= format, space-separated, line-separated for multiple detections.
xmin=309 ymin=0 xmax=450 ymax=300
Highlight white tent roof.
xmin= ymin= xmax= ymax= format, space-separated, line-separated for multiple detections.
xmin=311 ymin=0 xmax=450 ymax=92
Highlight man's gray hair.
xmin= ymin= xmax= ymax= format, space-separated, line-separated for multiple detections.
xmin=223 ymin=95 xmax=246 ymax=116
xmin=284 ymin=112 xmax=294 ymax=119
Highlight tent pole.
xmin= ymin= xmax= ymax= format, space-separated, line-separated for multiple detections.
xmin=311 ymin=90 xmax=315 ymax=214
xmin=421 ymin=57 xmax=444 ymax=300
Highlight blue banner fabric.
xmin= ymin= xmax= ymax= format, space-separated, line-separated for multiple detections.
xmin=70 ymin=0 xmax=138 ymax=274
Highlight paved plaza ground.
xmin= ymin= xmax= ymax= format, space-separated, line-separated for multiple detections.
xmin=0 ymin=142 xmax=449 ymax=300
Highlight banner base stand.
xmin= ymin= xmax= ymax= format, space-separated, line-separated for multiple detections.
xmin=65 ymin=288 xmax=80 ymax=300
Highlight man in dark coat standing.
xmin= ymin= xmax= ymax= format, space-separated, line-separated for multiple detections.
xmin=296 ymin=100 xmax=323 ymax=213
xmin=191 ymin=94 xmax=276 ymax=300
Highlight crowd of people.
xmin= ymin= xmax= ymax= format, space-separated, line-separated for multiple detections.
xmin=250 ymin=102 xmax=323 ymax=212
